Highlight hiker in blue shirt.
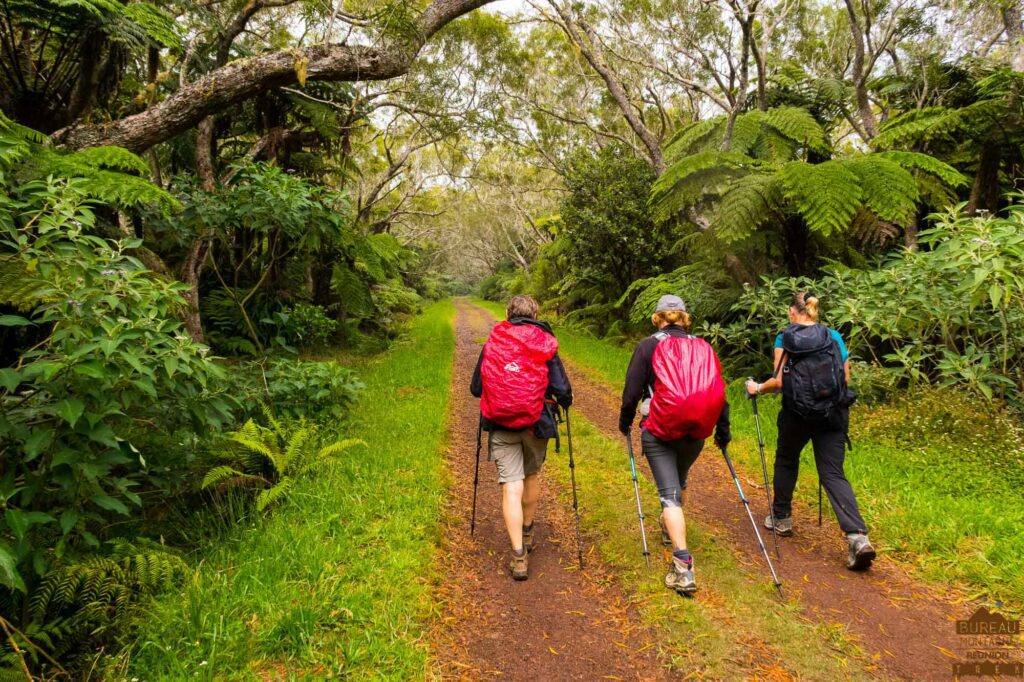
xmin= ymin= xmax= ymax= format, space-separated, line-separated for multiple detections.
xmin=746 ymin=292 xmax=875 ymax=571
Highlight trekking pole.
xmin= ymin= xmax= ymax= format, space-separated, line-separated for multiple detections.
xmin=564 ymin=409 xmax=584 ymax=569
xmin=747 ymin=378 xmax=781 ymax=559
xmin=719 ymin=444 xmax=784 ymax=598
xmin=818 ymin=482 xmax=823 ymax=527
xmin=470 ymin=418 xmax=481 ymax=536
xmin=624 ymin=432 xmax=651 ymax=568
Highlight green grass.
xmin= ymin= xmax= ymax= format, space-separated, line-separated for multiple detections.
xmin=110 ymin=301 xmax=457 ymax=680
xmin=544 ymin=415 xmax=873 ymax=679
xmin=477 ymin=297 xmax=1024 ymax=615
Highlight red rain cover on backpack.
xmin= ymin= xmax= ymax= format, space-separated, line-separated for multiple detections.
xmin=645 ymin=336 xmax=726 ymax=441
xmin=480 ymin=321 xmax=559 ymax=430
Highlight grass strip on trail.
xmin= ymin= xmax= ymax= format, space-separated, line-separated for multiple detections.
xmin=473 ymin=298 xmax=1024 ymax=615
xmin=117 ymin=301 xmax=456 ymax=680
xmin=545 ymin=414 xmax=872 ymax=679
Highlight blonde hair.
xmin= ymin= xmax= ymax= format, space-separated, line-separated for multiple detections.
xmin=651 ymin=310 xmax=692 ymax=328
xmin=506 ymin=294 xmax=540 ymax=320
xmin=791 ymin=292 xmax=820 ymax=322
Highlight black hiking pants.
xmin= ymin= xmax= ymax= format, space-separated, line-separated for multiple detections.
xmin=772 ymin=408 xmax=868 ymax=535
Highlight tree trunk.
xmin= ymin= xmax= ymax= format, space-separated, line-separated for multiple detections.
xmin=844 ymin=0 xmax=879 ymax=140
xmin=967 ymin=143 xmax=1001 ymax=215
xmin=180 ymin=235 xmax=212 ymax=344
xmin=1004 ymin=3 xmax=1024 ymax=72
xmin=547 ymin=1 xmax=665 ymax=173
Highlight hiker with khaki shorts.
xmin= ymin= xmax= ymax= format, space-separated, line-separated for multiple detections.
xmin=471 ymin=295 xmax=573 ymax=580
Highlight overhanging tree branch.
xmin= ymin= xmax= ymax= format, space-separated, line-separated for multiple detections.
xmin=50 ymin=0 xmax=497 ymax=152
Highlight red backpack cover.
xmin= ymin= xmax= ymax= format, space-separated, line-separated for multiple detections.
xmin=480 ymin=321 xmax=558 ymax=430
xmin=645 ymin=335 xmax=726 ymax=441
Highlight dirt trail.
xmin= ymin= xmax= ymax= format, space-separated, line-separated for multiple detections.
xmin=558 ymin=355 xmax=977 ymax=681
xmin=431 ymin=301 xmax=668 ymax=681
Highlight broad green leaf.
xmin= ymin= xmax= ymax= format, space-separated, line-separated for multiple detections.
xmin=54 ymin=398 xmax=85 ymax=427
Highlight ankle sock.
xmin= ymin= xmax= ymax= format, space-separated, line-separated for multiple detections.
xmin=523 ymin=522 xmax=534 ymax=533
xmin=673 ymin=549 xmax=692 ymax=566
xmin=512 ymin=547 xmax=526 ymax=557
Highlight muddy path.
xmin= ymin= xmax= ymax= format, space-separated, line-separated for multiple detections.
xmin=431 ymin=301 xmax=669 ymax=680
xmin=556 ymin=347 xmax=978 ymax=680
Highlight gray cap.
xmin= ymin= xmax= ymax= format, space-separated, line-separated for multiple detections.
xmin=655 ymin=294 xmax=687 ymax=312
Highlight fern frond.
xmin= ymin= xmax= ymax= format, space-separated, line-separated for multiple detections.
xmin=877 ymin=151 xmax=969 ymax=188
xmin=663 ymin=117 xmax=725 ymax=161
xmin=200 ymin=465 xmax=255 ymax=490
xmin=712 ymin=172 xmax=786 ymax=243
xmin=872 ymin=106 xmax=961 ymax=149
xmin=255 ymin=477 xmax=295 ymax=512
xmin=763 ymin=106 xmax=828 ymax=154
xmin=332 ymin=265 xmax=374 ymax=318
xmin=65 ymin=146 xmax=149 ymax=175
xmin=779 ymin=160 xmax=862 ymax=236
xmin=650 ymin=151 xmax=753 ymax=222
xmin=842 ymin=156 xmax=918 ymax=225
xmin=727 ymin=110 xmax=767 ymax=155
xmin=318 ymin=438 xmax=366 ymax=459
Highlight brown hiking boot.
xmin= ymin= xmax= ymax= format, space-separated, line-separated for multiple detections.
xmin=510 ymin=551 xmax=528 ymax=581
xmin=664 ymin=558 xmax=697 ymax=596
xmin=523 ymin=524 xmax=535 ymax=552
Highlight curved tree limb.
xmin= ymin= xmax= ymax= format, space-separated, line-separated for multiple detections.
xmin=50 ymin=0 xmax=497 ymax=152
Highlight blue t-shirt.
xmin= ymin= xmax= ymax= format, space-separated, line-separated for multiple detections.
xmin=774 ymin=327 xmax=849 ymax=362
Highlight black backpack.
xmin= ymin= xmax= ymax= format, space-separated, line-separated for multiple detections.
xmin=776 ymin=323 xmax=848 ymax=420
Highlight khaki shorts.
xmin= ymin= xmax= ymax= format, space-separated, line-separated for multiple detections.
xmin=488 ymin=430 xmax=548 ymax=484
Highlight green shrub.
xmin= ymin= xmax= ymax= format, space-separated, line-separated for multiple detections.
xmin=0 ymin=179 xmax=232 ymax=597
xmin=263 ymin=359 xmax=363 ymax=420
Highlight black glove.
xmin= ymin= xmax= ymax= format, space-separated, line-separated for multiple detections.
xmin=714 ymin=429 xmax=731 ymax=449
xmin=618 ymin=420 xmax=631 ymax=436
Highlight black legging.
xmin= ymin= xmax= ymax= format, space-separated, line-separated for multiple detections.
xmin=641 ymin=429 xmax=703 ymax=509
xmin=772 ymin=408 xmax=868 ymax=534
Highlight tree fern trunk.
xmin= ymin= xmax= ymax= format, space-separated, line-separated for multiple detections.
xmin=967 ymin=143 xmax=1001 ymax=215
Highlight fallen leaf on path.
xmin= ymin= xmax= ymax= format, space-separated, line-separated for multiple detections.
xmin=932 ymin=644 xmax=958 ymax=659
xmin=547 ymin=647 xmax=559 ymax=655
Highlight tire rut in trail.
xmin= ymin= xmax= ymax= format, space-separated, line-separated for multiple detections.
xmin=431 ymin=300 xmax=668 ymax=681
xmin=557 ymin=353 xmax=976 ymax=681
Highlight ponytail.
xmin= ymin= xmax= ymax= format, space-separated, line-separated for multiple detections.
xmin=791 ymin=291 xmax=820 ymax=322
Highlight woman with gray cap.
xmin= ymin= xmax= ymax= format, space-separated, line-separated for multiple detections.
xmin=619 ymin=294 xmax=731 ymax=596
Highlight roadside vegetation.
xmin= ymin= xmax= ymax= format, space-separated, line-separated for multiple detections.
xmin=106 ymin=302 xmax=455 ymax=679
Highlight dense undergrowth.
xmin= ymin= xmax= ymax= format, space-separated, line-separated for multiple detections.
xmin=102 ymin=301 xmax=455 ymax=679
xmin=473 ymin=297 xmax=1024 ymax=616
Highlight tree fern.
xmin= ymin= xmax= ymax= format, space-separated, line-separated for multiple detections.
xmin=779 ymin=160 xmax=862 ymax=236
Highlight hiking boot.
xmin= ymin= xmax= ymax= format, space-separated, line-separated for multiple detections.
xmin=510 ymin=551 xmax=528 ymax=581
xmin=523 ymin=524 xmax=535 ymax=553
xmin=764 ymin=514 xmax=793 ymax=536
xmin=664 ymin=559 xmax=697 ymax=596
xmin=846 ymin=533 xmax=876 ymax=571
xmin=658 ymin=516 xmax=671 ymax=546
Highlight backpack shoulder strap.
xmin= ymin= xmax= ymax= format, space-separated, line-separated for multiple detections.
xmin=772 ymin=350 xmax=788 ymax=379
xmin=652 ymin=331 xmax=670 ymax=341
